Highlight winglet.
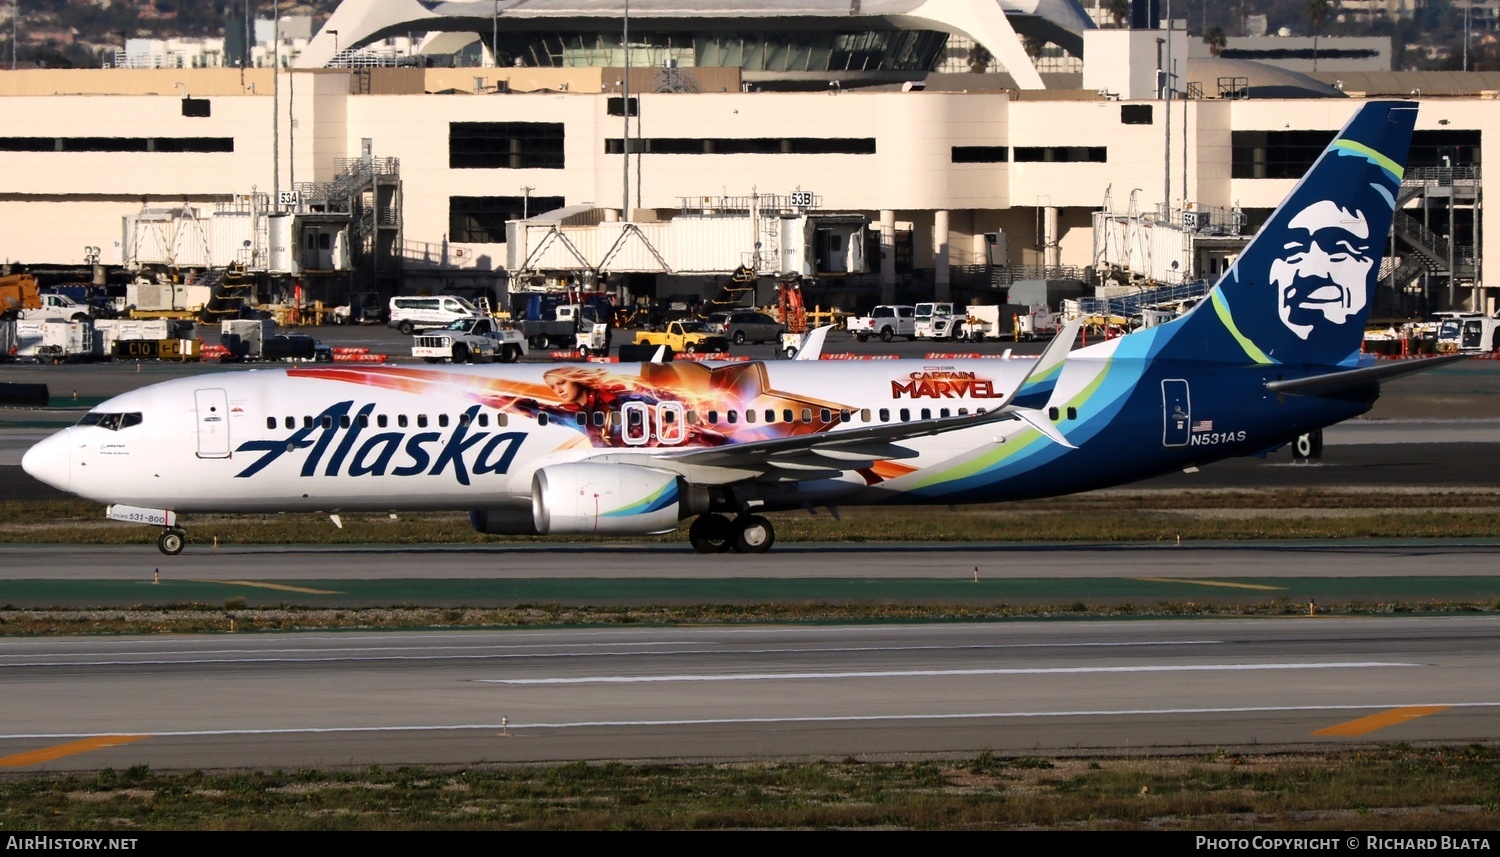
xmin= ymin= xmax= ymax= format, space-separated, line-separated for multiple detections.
xmin=1006 ymin=316 xmax=1083 ymax=410
xmin=792 ymin=325 xmax=832 ymax=361
xmin=1012 ymin=408 xmax=1078 ymax=449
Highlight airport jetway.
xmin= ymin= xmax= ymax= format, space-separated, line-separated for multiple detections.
xmin=505 ymin=195 xmax=870 ymax=281
xmin=1092 ymin=188 xmax=1248 ymax=288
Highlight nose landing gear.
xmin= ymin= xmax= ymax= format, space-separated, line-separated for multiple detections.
xmin=688 ymin=513 xmax=775 ymax=554
xmin=156 ymin=528 xmax=187 ymax=556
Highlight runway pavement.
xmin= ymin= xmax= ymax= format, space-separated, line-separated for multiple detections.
xmin=2 ymin=616 xmax=1497 ymax=771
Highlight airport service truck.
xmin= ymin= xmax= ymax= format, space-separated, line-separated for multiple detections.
xmin=412 ymin=316 xmax=528 ymax=363
xmin=847 ymin=305 xmax=916 ymax=342
xmin=914 ymin=303 xmax=960 ymax=340
xmin=633 ymin=320 xmax=729 ymax=355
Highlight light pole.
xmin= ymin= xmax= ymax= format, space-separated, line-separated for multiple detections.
xmin=621 ymin=0 xmax=629 ymax=220
xmin=273 ymin=0 xmax=280 ymax=211
xmin=328 ymin=28 xmax=338 ymax=65
xmin=492 ymin=0 xmax=498 ymax=68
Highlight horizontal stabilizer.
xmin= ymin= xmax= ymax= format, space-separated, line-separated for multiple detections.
xmin=1266 ymin=353 xmax=1468 ymax=397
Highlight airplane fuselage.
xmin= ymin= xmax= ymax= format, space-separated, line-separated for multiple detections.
xmin=25 ymin=353 xmax=1370 ymax=516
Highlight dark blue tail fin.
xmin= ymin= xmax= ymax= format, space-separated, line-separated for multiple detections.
xmin=1163 ymin=100 xmax=1417 ymax=368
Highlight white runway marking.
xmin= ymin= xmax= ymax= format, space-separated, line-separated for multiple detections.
xmin=0 ymin=640 xmax=1224 ymax=668
xmin=2 ymin=701 xmax=1494 ymax=742
xmin=479 ymin=661 xmax=1419 ymax=685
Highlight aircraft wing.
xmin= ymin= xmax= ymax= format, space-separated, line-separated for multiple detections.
xmin=1266 ymin=353 xmax=1468 ymax=397
xmin=590 ymin=401 xmax=1026 ymax=483
xmin=589 ymin=321 xmax=1082 ymax=484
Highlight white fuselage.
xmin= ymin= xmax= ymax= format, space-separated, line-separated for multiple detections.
xmin=24 ymin=358 xmax=1052 ymax=514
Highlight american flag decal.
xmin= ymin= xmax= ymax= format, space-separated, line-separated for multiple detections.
xmin=1191 ymin=419 xmax=1213 ymax=432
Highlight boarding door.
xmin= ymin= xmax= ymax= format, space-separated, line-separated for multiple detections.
xmin=194 ymin=388 xmax=232 ymax=459
xmin=1161 ymin=379 xmax=1190 ymax=448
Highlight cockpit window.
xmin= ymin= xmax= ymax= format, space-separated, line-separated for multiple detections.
xmin=77 ymin=412 xmax=143 ymax=431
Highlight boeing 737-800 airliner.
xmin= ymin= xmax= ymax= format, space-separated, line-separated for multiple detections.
xmin=23 ymin=100 xmax=1457 ymax=555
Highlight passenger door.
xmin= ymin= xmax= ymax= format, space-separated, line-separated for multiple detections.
xmin=194 ymin=388 xmax=232 ymax=459
xmin=1161 ymin=379 xmax=1191 ymax=447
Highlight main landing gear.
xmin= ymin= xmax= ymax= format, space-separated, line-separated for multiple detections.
xmin=688 ymin=513 xmax=775 ymax=554
xmin=157 ymin=527 xmax=186 ymax=556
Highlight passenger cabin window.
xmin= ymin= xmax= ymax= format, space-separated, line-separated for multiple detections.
xmin=398 ymin=415 xmax=409 ymax=428
xmin=417 ymin=414 xmax=428 ymax=428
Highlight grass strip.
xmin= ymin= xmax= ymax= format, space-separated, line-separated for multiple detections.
xmin=1 ymin=746 xmax=1497 ymax=830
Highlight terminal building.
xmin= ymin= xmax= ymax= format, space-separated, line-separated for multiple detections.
xmin=0 ymin=0 xmax=1489 ymax=318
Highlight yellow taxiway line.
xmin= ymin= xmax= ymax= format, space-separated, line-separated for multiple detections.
xmin=195 ymin=580 xmax=342 ymax=595
xmin=0 ymin=735 xmax=149 ymax=767
xmin=1314 ymin=706 xmax=1452 ymax=737
xmin=1134 ymin=577 xmax=1285 ymax=591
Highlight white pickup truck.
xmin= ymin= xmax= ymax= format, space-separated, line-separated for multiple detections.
xmin=411 ymin=316 xmax=528 ymax=363
xmin=846 ymin=305 xmax=916 ymax=342
xmin=25 ymin=293 xmax=93 ymax=322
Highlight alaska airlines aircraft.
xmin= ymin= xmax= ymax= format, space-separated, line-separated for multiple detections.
xmin=23 ymin=100 xmax=1455 ymax=556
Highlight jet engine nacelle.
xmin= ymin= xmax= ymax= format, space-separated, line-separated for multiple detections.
xmin=532 ymin=462 xmax=687 ymax=536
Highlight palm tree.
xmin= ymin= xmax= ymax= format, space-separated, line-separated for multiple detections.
xmin=1104 ymin=0 xmax=1131 ymax=29
xmin=1203 ymin=26 xmax=1227 ymax=58
xmin=1307 ymin=0 xmax=1333 ymax=72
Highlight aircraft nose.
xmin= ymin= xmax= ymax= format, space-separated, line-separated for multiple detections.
xmin=21 ymin=428 xmax=72 ymax=493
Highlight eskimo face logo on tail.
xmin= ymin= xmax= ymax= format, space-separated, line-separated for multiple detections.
xmin=1271 ymin=200 xmax=1375 ymax=340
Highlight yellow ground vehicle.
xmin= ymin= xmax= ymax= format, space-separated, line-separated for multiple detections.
xmin=632 ymin=320 xmax=730 ymax=354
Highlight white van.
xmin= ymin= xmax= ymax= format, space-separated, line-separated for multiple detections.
xmin=388 ymin=296 xmax=484 ymax=335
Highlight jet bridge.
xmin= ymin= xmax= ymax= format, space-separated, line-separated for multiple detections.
xmin=505 ymin=195 xmax=870 ymax=282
